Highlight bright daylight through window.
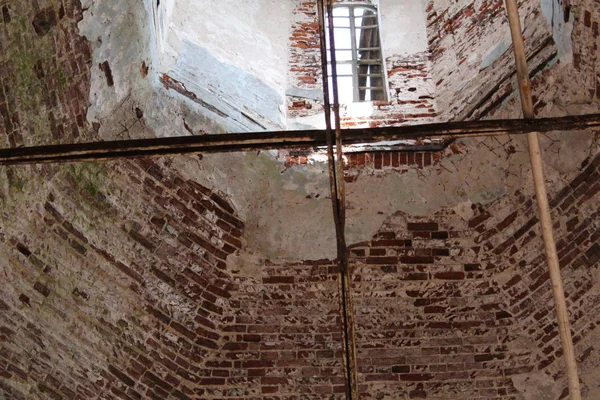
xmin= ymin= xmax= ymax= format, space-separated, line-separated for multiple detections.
xmin=326 ymin=4 xmax=387 ymax=104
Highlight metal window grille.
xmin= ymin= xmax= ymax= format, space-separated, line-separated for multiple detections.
xmin=326 ymin=4 xmax=387 ymax=103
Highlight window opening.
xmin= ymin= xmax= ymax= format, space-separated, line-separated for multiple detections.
xmin=326 ymin=4 xmax=387 ymax=104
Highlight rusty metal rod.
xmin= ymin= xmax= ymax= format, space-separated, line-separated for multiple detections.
xmin=323 ymin=1 xmax=357 ymax=397
xmin=1 ymin=114 xmax=600 ymax=165
xmin=318 ymin=1 xmax=355 ymax=398
xmin=325 ymin=0 xmax=347 ymax=231
xmin=504 ymin=0 xmax=582 ymax=398
xmin=317 ymin=0 xmax=345 ymax=267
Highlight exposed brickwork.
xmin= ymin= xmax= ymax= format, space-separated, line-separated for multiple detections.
xmin=426 ymin=0 xmax=558 ymax=120
xmin=288 ymin=0 xmax=321 ymax=92
xmin=349 ymin=212 xmax=522 ymax=399
xmin=2 ymin=151 xmax=599 ymax=398
xmin=282 ymin=141 xmax=467 ymax=177
xmin=223 ymin=261 xmax=347 ymax=398
xmin=1 ymin=0 xmax=600 ymax=399
xmin=0 ymin=157 xmax=347 ymax=399
xmin=340 ymin=152 xmax=600 ymax=398
xmin=344 ymin=142 xmax=466 ymax=172
xmin=0 ymin=158 xmax=246 ymax=399
xmin=472 ymin=154 xmax=600 ymax=395
xmin=571 ymin=0 xmax=600 ymax=101
xmin=0 ymin=0 xmax=93 ymax=147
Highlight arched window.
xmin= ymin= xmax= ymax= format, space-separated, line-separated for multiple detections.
xmin=326 ymin=4 xmax=387 ymax=103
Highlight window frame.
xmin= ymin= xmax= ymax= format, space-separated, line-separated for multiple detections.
xmin=326 ymin=3 xmax=388 ymax=103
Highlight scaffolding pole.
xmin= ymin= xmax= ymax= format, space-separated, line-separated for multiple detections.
xmin=504 ymin=0 xmax=582 ymax=398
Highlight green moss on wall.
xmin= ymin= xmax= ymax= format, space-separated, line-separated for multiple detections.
xmin=64 ymin=162 xmax=109 ymax=208
xmin=6 ymin=166 xmax=27 ymax=193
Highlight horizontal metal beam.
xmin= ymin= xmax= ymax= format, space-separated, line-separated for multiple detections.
xmin=1 ymin=113 xmax=599 ymax=165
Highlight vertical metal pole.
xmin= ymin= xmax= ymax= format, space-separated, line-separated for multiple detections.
xmin=348 ymin=7 xmax=360 ymax=103
xmin=317 ymin=1 xmax=357 ymax=399
xmin=325 ymin=0 xmax=347 ymax=230
xmin=317 ymin=0 xmax=343 ymax=250
xmin=324 ymin=2 xmax=359 ymax=397
xmin=504 ymin=1 xmax=582 ymax=398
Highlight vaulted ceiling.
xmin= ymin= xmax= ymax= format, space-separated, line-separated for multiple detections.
xmin=0 ymin=0 xmax=599 ymax=399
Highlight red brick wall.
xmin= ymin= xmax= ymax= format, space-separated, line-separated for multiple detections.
xmin=350 ymin=213 xmax=523 ymax=399
xmin=0 ymin=158 xmax=246 ymax=399
xmin=223 ymin=261 xmax=347 ymax=398
xmin=2 ymin=152 xmax=600 ymax=398
xmin=344 ymin=152 xmax=600 ymax=398
xmin=283 ymin=142 xmax=467 ymax=182
xmin=1 ymin=155 xmax=345 ymax=399
xmin=478 ymin=155 xmax=600 ymax=396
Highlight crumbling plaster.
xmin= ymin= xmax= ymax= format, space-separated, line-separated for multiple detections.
xmin=156 ymin=0 xmax=291 ymax=97
xmin=155 ymin=0 xmax=291 ymax=130
xmin=79 ymin=0 xmax=596 ymax=263
xmin=380 ymin=0 xmax=429 ymax=56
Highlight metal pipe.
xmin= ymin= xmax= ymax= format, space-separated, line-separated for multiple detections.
xmin=317 ymin=2 xmax=355 ymax=399
xmin=504 ymin=0 xmax=582 ymax=398
xmin=317 ymin=0 xmax=344 ymax=263
xmin=325 ymin=0 xmax=347 ymax=231
xmin=324 ymin=2 xmax=358 ymax=397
